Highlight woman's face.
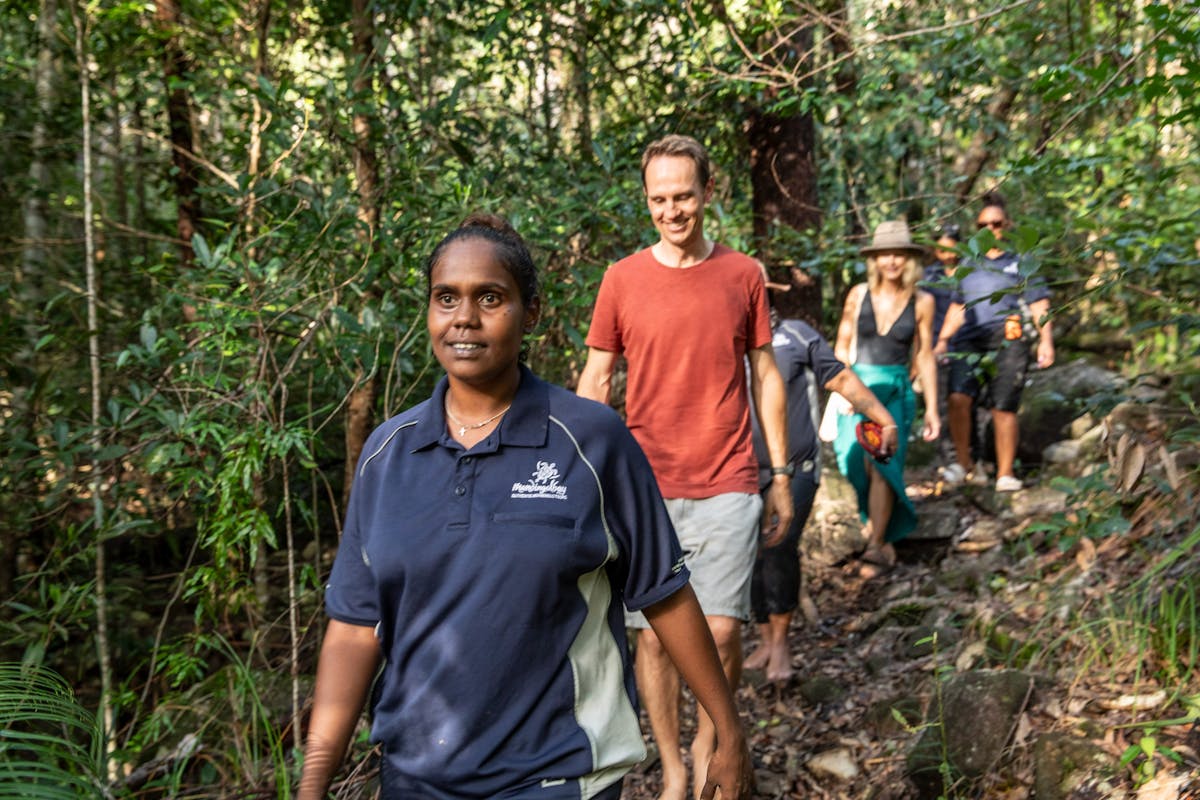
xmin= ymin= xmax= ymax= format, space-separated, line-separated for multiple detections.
xmin=427 ymin=237 xmax=537 ymax=393
xmin=875 ymin=250 xmax=909 ymax=283
xmin=934 ymin=236 xmax=959 ymax=268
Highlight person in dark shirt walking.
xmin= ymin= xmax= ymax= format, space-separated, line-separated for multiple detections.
xmin=934 ymin=193 xmax=1055 ymax=492
xmin=298 ymin=214 xmax=753 ymax=800
xmin=745 ymin=308 xmax=896 ymax=679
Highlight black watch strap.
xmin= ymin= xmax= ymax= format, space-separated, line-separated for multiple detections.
xmin=770 ymin=464 xmax=795 ymax=477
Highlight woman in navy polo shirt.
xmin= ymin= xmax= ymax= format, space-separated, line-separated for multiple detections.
xmin=297 ymin=214 xmax=751 ymax=800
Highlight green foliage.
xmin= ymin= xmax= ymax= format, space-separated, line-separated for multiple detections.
xmin=0 ymin=663 xmax=105 ymax=798
xmin=1 ymin=0 xmax=1198 ymax=794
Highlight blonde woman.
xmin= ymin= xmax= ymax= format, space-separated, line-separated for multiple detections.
xmin=834 ymin=220 xmax=940 ymax=578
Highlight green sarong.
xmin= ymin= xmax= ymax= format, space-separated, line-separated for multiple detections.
xmin=833 ymin=363 xmax=917 ymax=543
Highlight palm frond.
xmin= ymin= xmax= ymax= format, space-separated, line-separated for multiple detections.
xmin=0 ymin=663 xmax=105 ymax=799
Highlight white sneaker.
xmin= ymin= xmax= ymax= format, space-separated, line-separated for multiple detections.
xmin=941 ymin=463 xmax=967 ymax=485
xmin=995 ymin=475 xmax=1023 ymax=493
xmin=967 ymin=465 xmax=991 ymax=486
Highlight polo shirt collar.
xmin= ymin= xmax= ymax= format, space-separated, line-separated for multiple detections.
xmin=410 ymin=365 xmax=550 ymax=452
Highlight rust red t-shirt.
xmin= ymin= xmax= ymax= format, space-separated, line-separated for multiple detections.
xmin=585 ymin=244 xmax=772 ymax=498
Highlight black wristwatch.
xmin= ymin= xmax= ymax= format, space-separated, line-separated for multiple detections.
xmin=770 ymin=464 xmax=795 ymax=477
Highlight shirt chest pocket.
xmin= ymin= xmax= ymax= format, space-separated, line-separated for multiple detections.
xmin=487 ymin=511 xmax=602 ymax=604
xmin=489 ymin=511 xmax=581 ymax=539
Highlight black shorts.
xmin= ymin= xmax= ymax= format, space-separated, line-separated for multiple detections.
xmin=947 ymin=329 xmax=1030 ymax=412
xmin=751 ymin=471 xmax=818 ymax=621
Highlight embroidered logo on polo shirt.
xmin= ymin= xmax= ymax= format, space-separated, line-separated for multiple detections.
xmin=511 ymin=460 xmax=569 ymax=500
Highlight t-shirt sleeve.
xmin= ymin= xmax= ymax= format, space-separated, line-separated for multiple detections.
xmin=1022 ymin=272 xmax=1050 ymax=305
xmin=808 ymin=330 xmax=846 ymax=388
xmin=747 ymin=269 xmax=773 ymax=350
xmin=584 ymin=268 xmax=624 ymax=353
xmin=949 ymin=282 xmax=964 ymax=305
xmin=323 ymin=481 xmax=381 ymax=627
xmin=599 ymin=419 xmax=690 ymax=611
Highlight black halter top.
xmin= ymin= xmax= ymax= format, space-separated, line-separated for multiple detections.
xmin=856 ymin=291 xmax=916 ymax=365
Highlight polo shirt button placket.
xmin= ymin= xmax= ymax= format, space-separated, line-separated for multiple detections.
xmin=450 ymin=453 xmax=477 ymax=525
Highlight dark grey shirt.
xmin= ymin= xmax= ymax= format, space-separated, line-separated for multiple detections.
xmin=751 ymin=320 xmax=846 ymax=486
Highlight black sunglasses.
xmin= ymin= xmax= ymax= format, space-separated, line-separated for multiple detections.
xmin=976 ymin=220 xmax=1004 ymax=229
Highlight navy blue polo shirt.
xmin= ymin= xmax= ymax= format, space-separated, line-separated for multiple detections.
xmin=950 ymin=251 xmax=1050 ymax=345
xmin=325 ymin=366 xmax=689 ymax=799
xmin=750 ymin=320 xmax=845 ymax=486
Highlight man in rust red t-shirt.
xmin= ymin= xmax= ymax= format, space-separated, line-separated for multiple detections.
xmin=578 ymin=134 xmax=793 ymax=800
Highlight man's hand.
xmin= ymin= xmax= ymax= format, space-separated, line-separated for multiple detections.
xmin=1036 ymin=338 xmax=1055 ymax=369
xmin=699 ymin=731 xmax=754 ymax=800
xmin=880 ymin=424 xmax=900 ymax=457
xmin=761 ymin=476 xmax=794 ymax=548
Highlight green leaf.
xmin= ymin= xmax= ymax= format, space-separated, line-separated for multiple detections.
xmin=140 ymin=323 xmax=158 ymax=351
xmin=192 ymin=233 xmax=213 ymax=267
xmin=95 ymin=444 xmax=127 ymax=460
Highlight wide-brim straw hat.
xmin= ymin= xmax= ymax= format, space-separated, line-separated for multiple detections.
xmin=859 ymin=219 xmax=927 ymax=256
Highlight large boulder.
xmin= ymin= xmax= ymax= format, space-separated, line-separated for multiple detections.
xmin=1032 ymin=732 xmax=1118 ymax=800
xmin=907 ymin=670 xmax=1035 ymax=798
xmin=803 ymin=447 xmax=868 ymax=565
xmin=1017 ymin=359 xmax=1124 ymax=464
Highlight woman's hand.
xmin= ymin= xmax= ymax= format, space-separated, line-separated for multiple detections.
xmin=922 ymin=414 xmax=941 ymax=442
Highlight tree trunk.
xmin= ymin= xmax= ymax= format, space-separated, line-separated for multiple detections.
xmin=132 ymin=96 xmax=149 ymax=264
xmin=73 ymin=3 xmax=114 ymax=778
xmin=746 ymin=19 xmax=822 ymax=329
xmin=954 ymin=85 xmax=1019 ymax=204
xmin=5 ymin=0 xmax=59 ymax=600
xmin=570 ymin=1 xmax=591 ymax=160
xmin=107 ymin=73 xmax=126 ymax=270
xmin=343 ymin=0 xmax=381 ymax=506
xmin=748 ymin=107 xmax=821 ymax=328
xmin=154 ymin=0 xmax=199 ymax=270
xmin=244 ymin=0 xmax=273 ymax=615
xmin=22 ymin=0 xmax=57 ymax=281
xmin=822 ymin=0 xmax=860 ymax=316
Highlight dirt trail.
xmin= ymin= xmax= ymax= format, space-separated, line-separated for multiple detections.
xmin=621 ymin=464 xmax=994 ymax=799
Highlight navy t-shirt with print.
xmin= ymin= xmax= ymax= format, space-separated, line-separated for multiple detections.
xmin=325 ymin=366 xmax=689 ymax=799
xmin=950 ymin=251 xmax=1050 ymax=344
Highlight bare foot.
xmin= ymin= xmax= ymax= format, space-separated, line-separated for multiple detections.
xmin=858 ymin=545 xmax=896 ymax=580
xmin=743 ymin=644 xmax=770 ymax=672
xmin=765 ymin=640 xmax=793 ymax=683
xmin=658 ymin=756 xmax=688 ymax=800
xmin=691 ymin=750 xmax=710 ymax=800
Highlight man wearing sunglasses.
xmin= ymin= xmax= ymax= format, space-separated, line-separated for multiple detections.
xmin=933 ymin=193 xmax=1055 ymax=492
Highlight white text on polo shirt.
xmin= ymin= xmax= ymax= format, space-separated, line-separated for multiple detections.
xmin=511 ymin=461 xmax=569 ymax=500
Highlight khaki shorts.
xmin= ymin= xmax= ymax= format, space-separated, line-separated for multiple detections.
xmin=626 ymin=492 xmax=762 ymax=628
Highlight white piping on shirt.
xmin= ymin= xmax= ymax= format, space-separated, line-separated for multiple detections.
xmin=548 ymin=415 xmax=616 ymax=561
xmin=359 ymin=420 xmax=419 ymax=477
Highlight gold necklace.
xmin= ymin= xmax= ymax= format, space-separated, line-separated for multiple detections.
xmin=444 ymin=398 xmax=511 ymax=437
